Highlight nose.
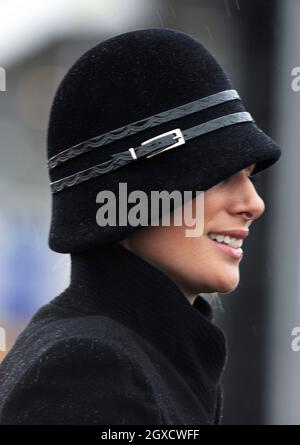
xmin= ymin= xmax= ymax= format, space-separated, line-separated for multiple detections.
xmin=231 ymin=174 xmax=265 ymax=222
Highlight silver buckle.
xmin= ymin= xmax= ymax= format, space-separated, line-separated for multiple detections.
xmin=129 ymin=128 xmax=185 ymax=160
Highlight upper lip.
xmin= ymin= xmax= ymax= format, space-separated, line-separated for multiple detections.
xmin=208 ymin=229 xmax=249 ymax=240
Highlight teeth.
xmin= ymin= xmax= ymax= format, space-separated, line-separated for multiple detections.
xmin=208 ymin=233 xmax=243 ymax=249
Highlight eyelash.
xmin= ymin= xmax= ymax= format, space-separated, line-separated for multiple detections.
xmin=222 ymin=174 xmax=256 ymax=185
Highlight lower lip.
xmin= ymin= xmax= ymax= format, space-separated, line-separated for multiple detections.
xmin=209 ymin=237 xmax=243 ymax=260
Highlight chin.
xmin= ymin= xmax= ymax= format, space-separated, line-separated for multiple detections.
xmin=185 ymin=280 xmax=237 ymax=296
xmin=215 ymin=277 xmax=239 ymax=293
xmin=175 ymin=267 xmax=240 ymax=296
xmin=203 ymin=270 xmax=240 ymax=294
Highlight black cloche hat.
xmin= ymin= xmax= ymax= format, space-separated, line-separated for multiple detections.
xmin=47 ymin=28 xmax=282 ymax=253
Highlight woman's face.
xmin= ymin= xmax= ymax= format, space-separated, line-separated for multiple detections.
xmin=120 ymin=164 xmax=265 ymax=304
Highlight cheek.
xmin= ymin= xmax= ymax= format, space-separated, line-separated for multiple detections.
xmin=175 ymin=236 xmax=241 ymax=293
xmin=136 ymin=224 xmax=206 ymax=275
xmin=203 ymin=193 xmax=224 ymax=228
xmin=161 ymin=233 xmax=212 ymax=278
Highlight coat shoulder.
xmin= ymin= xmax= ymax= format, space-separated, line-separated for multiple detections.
xmin=0 ymin=305 xmax=163 ymax=425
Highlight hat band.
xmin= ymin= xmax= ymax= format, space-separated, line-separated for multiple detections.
xmin=50 ymin=111 xmax=253 ymax=194
xmin=48 ymin=89 xmax=240 ymax=170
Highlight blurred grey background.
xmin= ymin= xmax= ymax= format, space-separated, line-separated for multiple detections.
xmin=0 ymin=0 xmax=299 ymax=425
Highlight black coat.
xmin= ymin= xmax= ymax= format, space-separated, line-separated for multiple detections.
xmin=0 ymin=243 xmax=227 ymax=425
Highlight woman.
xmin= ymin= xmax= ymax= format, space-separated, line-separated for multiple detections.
xmin=0 ymin=28 xmax=281 ymax=425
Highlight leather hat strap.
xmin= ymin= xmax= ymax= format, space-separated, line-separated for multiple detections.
xmin=50 ymin=111 xmax=253 ymax=194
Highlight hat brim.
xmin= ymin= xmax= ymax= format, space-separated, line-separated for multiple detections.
xmin=135 ymin=118 xmax=282 ymax=194
xmin=186 ymin=119 xmax=281 ymax=190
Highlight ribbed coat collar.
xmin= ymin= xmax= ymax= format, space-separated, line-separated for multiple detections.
xmin=59 ymin=242 xmax=228 ymax=422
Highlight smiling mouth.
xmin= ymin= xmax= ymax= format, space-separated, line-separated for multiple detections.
xmin=207 ymin=236 xmax=243 ymax=260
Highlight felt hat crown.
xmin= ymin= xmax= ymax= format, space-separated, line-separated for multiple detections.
xmin=47 ymin=27 xmax=281 ymax=253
